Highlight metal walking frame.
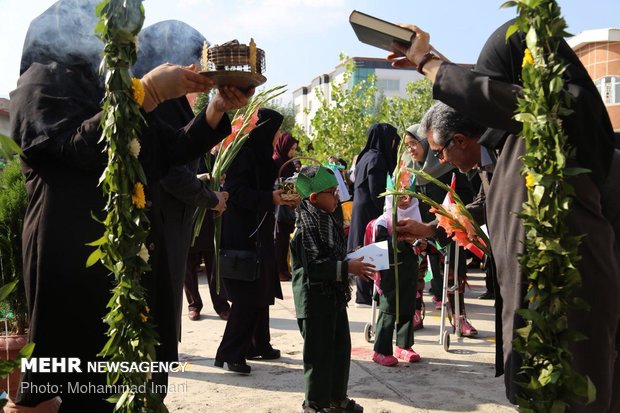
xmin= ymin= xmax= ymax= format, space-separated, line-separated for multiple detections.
xmin=437 ymin=242 xmax=461 ymax=351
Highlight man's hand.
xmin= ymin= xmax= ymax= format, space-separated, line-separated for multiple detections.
xmin=211 ymin=191 xmax=229 ymax=216
xmin=347 ymin=257 xmax=376 ymax=281
xmin=396 ymin=218 xmax=436 ymax=241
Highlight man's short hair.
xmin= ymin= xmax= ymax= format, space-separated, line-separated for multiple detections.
xmin=420 ymin=102 xmax=486 ymax=145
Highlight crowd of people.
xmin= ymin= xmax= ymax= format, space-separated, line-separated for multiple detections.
xmin=6 ymin=1 xmax=619 ymax=412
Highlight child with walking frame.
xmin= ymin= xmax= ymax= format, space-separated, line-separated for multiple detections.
xmin=370 ymin=194 xmax=423 ymax=366
xmin=290 ymin=165 xmax=375 ymax=413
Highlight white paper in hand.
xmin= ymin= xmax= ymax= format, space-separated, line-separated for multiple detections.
xmin=346 ymin=240 xmax=389 ymax=271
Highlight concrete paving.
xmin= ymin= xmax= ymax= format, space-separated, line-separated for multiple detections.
xmin=165 ymin=269 xmax=517 ymax=413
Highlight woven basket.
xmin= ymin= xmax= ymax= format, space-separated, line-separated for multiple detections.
xmin=276 ymin=157 xmax=322 ymax=202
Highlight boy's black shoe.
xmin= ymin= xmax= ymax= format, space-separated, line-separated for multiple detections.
xmin=214 ymin=359 xmax=251 ymax=374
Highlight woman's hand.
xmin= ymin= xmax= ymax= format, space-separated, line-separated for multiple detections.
xmin=387 ymin=24 xmax=431 ymax=68
xmin=347 ymin=257 xmax=376 ymax=281
xmin=206 ymin=86 xmax=255 ymax=129
xmin=211 ymin=191 xmax=229 ymax=217
xmin=272 ymin=189 xmax=297 ymax=207
xmin=141 ymin=63 xmax=213 ymax=112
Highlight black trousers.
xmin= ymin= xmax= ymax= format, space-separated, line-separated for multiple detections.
xmin=184 ymin=250 xmax=229 ymax=315
xmin=373 ymin=311 xmax=414 ymax=355
xmin=298 ymin=307 xmax=350 ymax=410
xmin=216 ymin=304 xmax=271 ymax=363
xmin=355 ymin=277 xmax=373 ymax=305
xmin=274 ymin=220 xmax=295 ymax=277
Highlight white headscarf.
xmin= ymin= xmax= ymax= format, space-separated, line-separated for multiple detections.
xmin=374 ymin=195 xmax=421 ymax=235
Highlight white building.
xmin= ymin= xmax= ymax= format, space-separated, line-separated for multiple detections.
xmin=292 ymin=57 xmax=424 ymax=135
xmin=0 ymin=98 xmax=10 ymax=138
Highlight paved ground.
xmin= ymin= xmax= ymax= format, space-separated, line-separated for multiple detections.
xmin=165 ymin=269 xmax=517 ymax=413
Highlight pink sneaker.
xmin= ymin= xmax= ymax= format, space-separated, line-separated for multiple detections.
xmin=372 ymin=352 xmax=398 ymax=367
xmin=459 ymin=316 xmax=478 ymax=337
xmin=394 ymin=346 xmax=421 ymax=363
xmin=432 ymin=295 xmax=442 ymax=310
xmin=413 ymin=310 xmax=423 ymax=331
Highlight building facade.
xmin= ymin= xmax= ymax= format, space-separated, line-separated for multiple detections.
xmin=292 ymin=57 xmax=424 ymax=135
xmin=568 ymin=28 xmax=620 ymax=131
xmin=0 ymin=98 xmax=10 ymax=139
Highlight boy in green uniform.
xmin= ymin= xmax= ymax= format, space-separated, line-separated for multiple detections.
xmin=291 ymin=165 xmax=375 ymax=413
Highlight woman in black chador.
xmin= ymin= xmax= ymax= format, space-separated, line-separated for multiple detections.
xmin=9 ymin=1 xmax=249 ymax=411
xmin=392 ymin=19 xmax=620 ymax=412
xmin=215 ymin=108 xmax=294 ymax=374
xmin=347 ymin=123 xmax=400 ymax=306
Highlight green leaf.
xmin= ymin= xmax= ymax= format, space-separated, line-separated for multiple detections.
xmin=0 ymin=280 xmax=18 ymax=302
xmin=504 ymin=23 xmax=519 ymax=40
xmin=17 ymin=342 xmax=35 ymax=359
xmin=86 ymin=248 xmax=104 ymax=268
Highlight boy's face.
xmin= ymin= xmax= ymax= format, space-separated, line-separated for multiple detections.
xmin=309 ymin=185 xmax=340 ymax=213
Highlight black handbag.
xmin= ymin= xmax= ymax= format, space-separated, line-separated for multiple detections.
xmin=219 ymin=249 xmax=260 ymax=281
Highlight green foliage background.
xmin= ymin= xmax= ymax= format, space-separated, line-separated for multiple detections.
xmin=294 ymin=55 xmax=433 ymax=165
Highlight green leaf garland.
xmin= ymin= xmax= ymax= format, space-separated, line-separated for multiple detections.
xmin=93 ymin=0 xmax=165 ymax=411
xmin=502 ymin=1 xmax=593 ymax=410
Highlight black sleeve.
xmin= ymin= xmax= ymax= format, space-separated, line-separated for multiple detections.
xmin=224 ymin=149 xmax=274 ymax=214
xmin=160 ymin=164 xmax=220 ymax=209
xmin=433 ymin=62 xmax=523 ymax=134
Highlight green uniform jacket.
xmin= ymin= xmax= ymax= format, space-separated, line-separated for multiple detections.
xmin=290 ymin=230 xmax=350 ymax=319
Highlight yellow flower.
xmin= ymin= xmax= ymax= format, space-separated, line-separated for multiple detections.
xmin=140 ymin=313 xmax=148 ymax=323
xmin=525 ymin=173 xmax=536 ymax=189
xmin=131 ymin=77 xmax=145 ymax=106
xmin=132 ymin=182 xmax=146 ymax=209
xmin=522 ymin=48 xmax=534 ymax=68
xmin=145 ymin=305 xmax=150 ymax=314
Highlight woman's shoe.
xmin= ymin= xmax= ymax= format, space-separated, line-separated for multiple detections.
xmin=214 ymin=358 xmax=251 ymax=374
xmin=394 ymin=346 xmax=421 ymax=363
xmin=247 ymin=347 xmax=281 ymax=360
xmin=371 ymin=352 xmax=398 ymax=367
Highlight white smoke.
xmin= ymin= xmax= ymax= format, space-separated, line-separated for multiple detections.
xmin=133 ymin=20 xmax=208 ymax=78
xmin=20 ymin=0 xmax=103 ymax=76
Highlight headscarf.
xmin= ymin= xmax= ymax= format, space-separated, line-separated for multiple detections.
xmin=406 ymin=124 xmax=454 ymax=185
xmin=133 ymin=20 xmax=207 ymax=78
xmin=11 ymin=0 xmax=104 ymax=157
xmin=374 ymin=195 xmax=422 ymax=235
xmin=357 ymin=123 xmax=401 ymax=174
xmin=474 ymin=19 xmax=615 ymax=188
xmin=19 ymin=0 xmax=103 ymax=78
xmin=245 ymin=108 xmax=283 ymax=187
xmin=272 ymin=132 xmax=299 ymax=178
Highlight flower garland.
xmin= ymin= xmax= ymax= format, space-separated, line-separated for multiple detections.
xmin=503 ymin=1 xmax=594 ymax=410
xmin=88 ymin=0 xmax=164 ymax=411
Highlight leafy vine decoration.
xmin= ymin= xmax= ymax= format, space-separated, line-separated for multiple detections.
xmin=89 ymin=0 xmax=166 ymax=411
xmin=502 ymin=1 xmax=594 ymax=410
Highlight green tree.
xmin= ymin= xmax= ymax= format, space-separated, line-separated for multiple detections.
xmin=263 ymin=97 xmax=295 ymax=132
xmin=304 ymin=55 xmax=434 ymax=165
xmin=309 ymin=55 xmax=380 ymax=164
xmin=378 ymin=78 xmax=434 ymax=134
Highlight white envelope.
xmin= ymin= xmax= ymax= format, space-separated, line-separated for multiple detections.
xmin=346 ymin=240 xmax=389 ymax=271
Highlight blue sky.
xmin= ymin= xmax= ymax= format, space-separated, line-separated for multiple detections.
xmin=1 ymin=0 xmax=619 ymax=101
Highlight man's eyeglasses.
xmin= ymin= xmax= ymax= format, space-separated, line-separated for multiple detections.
xmin=432 ymin=137 xmax=454 ymax=160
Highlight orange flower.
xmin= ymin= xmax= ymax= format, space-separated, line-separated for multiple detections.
xmin=398 ymin=165 xmax=413 ymax=190
xmin=243 ymin=109 xmax=259 ymax=134
xmin=132 ymin=182 xmax=146 ymax=209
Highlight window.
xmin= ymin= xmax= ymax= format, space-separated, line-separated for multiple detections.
xmin=595 ymin=76 xmax=619 ymax=104
xmin=377 ymin=79 xmax=400 ymax=92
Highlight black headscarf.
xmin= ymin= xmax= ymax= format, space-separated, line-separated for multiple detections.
xmin=11 ymin=0 xmax=104 ymax=158
xmin=357 ymin=123 xmax=401 ymax=174
xmin=19 ymin=0 xmax=103 ymax=78
xmin=133 ymin=20 xmax=207 ymax=78
xmin=475 ymin=19 xmax=615 ymax=188
xmin=246 ymin=108 xmax=283 ymax=187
